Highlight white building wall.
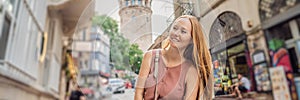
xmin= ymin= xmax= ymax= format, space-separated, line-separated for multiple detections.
xmin=43 ymin=9 xmax=65 ymax=93
xmin=4 ymin=0 xmax=47 ymax=80
xmin=0 ymin=0 xmax=56 ymax=99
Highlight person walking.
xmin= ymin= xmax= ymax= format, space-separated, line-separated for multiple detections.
xmin=70 ymin=85 xmax=85 ymax=100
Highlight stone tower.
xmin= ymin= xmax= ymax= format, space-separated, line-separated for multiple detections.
xmin=119 ymin=0 xmax=152 ymax=52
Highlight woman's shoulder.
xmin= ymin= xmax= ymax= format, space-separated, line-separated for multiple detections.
xmin=186 ymin=64 xmax=198 ymax=77
xmin=187 ymin=65 xmax=197 ymax=73
xmin=143 ymin=49 xmax=161 ymax=60
xmin=144 ymin=49 xmax=163 ymax=56
xmin=185 ymin=64 xmax=199 ymax=82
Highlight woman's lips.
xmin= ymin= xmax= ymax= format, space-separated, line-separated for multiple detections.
xmin=170 ymin=37 xmax=179 ymax=42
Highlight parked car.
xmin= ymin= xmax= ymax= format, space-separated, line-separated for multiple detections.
xmin=108 ymin=78 xmax=125 ymax=94
xmin=81 ymin=87 xmax=94 ymax=98
xmin=99 ymin=78 xmax=113 ymax=98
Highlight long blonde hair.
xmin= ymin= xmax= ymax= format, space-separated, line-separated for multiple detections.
xmin=162 ymin=15 xmax=213 ymax=99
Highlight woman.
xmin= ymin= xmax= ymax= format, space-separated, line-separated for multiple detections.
xmin=134 ymin=15 xmax=213 ymax=100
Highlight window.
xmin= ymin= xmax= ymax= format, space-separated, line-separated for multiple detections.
xmin=265 ymin=22 xmax=293 ymax=41
xmin=0 ymin=16 xmax=11 ymax=59
xmin=297 ymin=17 xmax=300 ymax=35
xmin=43 ymin=58 xmax=50 ymax=86
xmin=131 ymin=0 xmax=135 ymax=5
xmin=146 ymin=17 xmax=149 ymax=22
xmin=29 ymin=0 xmax=36 ymax=11
xmin=14 ymin=0 xmax=20 ymax=18
xmin=288 ymin=48 xmax=299 ymax=73
xmin=259 ymin=0 xmax=300 ymax=21
xmin=40 ymin=33 xmax=45 ymax=55
xmin=138 ymin=0 xmax=142 ymax=5
xmin=90 ymin=33 xmax=98 ymax=40
xmin=47 ymin=20 xmax=55 ymax=50
xmin=82 ymin=29 xmax=86 ymax=40
xmin=132 ymin=16 xmax=136 ymax=20
xmin=125 ymin=0 xmax=130 ymax=6
xmin=6 ymin=0 xmax=15 ymax=13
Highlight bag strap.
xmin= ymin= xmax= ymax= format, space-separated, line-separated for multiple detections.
xmin=154 ymin=50 xmax=159 ymax=100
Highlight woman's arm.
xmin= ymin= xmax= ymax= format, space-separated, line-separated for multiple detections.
xmin=134 ymin=51 xmax=152 ymax=100
xmin=185 ymin=66 xmax=199 ymax=100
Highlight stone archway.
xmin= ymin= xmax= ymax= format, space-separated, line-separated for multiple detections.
xmin=209 ymin=11 xmax=244 ymax=48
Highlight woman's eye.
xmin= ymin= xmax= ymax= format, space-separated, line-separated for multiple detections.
xmin=181 ymin=30 xmax=187 ymax=34
xmin=173 ymin=27 xmax=178 ymax=30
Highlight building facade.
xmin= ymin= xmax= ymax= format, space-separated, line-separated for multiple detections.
xmin=72 ymin=25 xmax=111 ymax=96
xmin=119 ymin=0 xmax=153 ymax=52
xmin=198 ymin=0 xmax=300 ymax=99
xmin=0 ymin=0 xmax=94 ymax=99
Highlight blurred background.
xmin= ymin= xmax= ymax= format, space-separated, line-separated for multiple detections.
xmin=0 ymin=0 xmax=300 ymax=100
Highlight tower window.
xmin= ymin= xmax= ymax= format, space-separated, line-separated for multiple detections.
xmin=126 ymin=0 xmax=130 ymax=6
xmin=131 ymin=0 xmax=135 ymax=5
xmin=132 ymin=16 xmax=136 ymax=20
xmin=138 ymin=0 xmax=142 ymax=6
xmin=146 ymin=17 xmax=149 ymax=22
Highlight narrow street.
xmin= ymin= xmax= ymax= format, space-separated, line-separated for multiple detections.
xmin=103 ymin=89 xmax=135 ymax=100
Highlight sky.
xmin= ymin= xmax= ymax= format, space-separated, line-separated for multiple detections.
xmin=94 ymin=0 xmax=175 ymax=42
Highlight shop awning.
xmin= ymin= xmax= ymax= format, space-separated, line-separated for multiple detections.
xmin=99 ymin=71 xmax=110 ymax=78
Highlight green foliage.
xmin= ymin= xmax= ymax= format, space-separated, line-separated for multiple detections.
xmin=92 ymin=15 xmax=130 ymax=71
xmin=268 ymin=38 xmax=284 ymax=51
xmin=92 ymin=15 xmax=118 ymax=37
xmin=92 ymin=15 xmax=143 ymax=74
xmin=129 ymin=44 xmax=143 ymax=74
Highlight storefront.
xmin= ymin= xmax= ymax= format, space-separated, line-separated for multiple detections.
xmin=259 ymin=0 xmax=300 ymax=99
xmin=212 ymin=38 xmax=251 ymax=94
xmin=210 ymin=12 xmax=253 ymax=94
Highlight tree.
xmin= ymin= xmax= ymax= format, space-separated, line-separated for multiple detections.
xmin=92 ymin=15 xmax=118 ymax=37
xmin=92 ymin=15 xmax=129 ymax=70
xmin=129 ymin=44 xmax=143 ymax=74
xmin=92 ymin=15 xmax=144 ymax=74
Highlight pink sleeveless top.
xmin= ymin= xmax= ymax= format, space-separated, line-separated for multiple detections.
xmin=143 ymin=49 xmax=192 ymax=100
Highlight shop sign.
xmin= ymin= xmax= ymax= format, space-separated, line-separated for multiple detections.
xmin=253 ymin=52 xmax=265 ymax=64
xmin=269 ymin=67 xmax=291 ymax=100
xmin=253 ymin=63 xmax=272 ymax=92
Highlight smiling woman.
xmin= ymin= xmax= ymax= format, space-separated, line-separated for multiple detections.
xmin=134 ymin=15 xmax=213 ymax=100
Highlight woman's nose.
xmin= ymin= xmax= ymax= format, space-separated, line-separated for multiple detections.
xmin=172 ymin=30 xmax=180 ymax=36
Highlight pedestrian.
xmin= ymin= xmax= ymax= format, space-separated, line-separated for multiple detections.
xmin=134 ymin=15 xmax=213 ymax=100
xmin=70 ymin=85 xmax=85 ymax=100
xmin=230 ymin=73 xmax=251 ymax=99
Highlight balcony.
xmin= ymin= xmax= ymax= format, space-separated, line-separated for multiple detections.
xmin=48 ymin=0 xmax=95 ymax=36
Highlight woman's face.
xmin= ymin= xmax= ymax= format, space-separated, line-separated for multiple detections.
xmin=169 ymin=18 xmax=192 ymax=49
